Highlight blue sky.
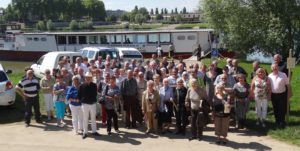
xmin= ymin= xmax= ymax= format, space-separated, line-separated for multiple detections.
xmin=1 ymin=0 xmax=200 ymax=12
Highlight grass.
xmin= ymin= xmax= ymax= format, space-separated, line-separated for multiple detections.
xmin=175 ymin=23 xmax=211 ymax=29
xmin=0 ymin=59 xmax=299 ymax=146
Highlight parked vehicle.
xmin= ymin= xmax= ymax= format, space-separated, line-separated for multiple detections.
xmin=115 ymin=47 xmax=143 ymax=63
xmin=80 ymin=47 xmax=120 ymax=61
xmin=0 ymin=64 xmax=15 ymax=106
xmin=30 ymin=51 xmax=81 ymax=78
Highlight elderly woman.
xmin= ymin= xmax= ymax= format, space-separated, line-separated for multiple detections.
xmin=174 ymin=79 xmax=188 ymax=135
xmin=250 ymin=68 xmax=271 ymax=128
xmin=100 ymin=76 xmax=120 ymax=135
xmin=142 ymin=80 xmax=160 ymax=134
xmin=158 ymin=78 xmax=174 ymax=134
xmin=233 ymin=74 xmax=250 ymax=129
xmin=213 ymin=83 xmax=231 ymax=144
xmin=185 ymin=78 xmax=208 ymax=141
xmin=66 ymin=75 xmax=83 ymax=134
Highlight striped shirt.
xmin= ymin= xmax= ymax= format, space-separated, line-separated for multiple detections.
xmin=17 ymin=77 xmax=40 ymax=97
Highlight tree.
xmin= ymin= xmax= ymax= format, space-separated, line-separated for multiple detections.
xmin=69 ymin=20 xmax=79 ymax=30
xmin=83 ymin=0 xmax=106 ymax=21
xmin=175 ymin=8 xmax=178 ymax=14
xmin=46 ymin=20 xmax=55 ymax=31
xmin=171 ymin=9 xmax=174 ymax=14
xmin=164 ymin=8 xmax=168 ymax=14
xmin=106 ymin=15 xmax=117 ymax=22
xmin=155 ymin=8 xmax=159 ymax=14
xmin=120 ymin=13 xmax=130 ymax=21
xmin=203 ymin=0 xmax=300 ymax=59
xmin=135 ymin=13 xmax=146 ymax=25
xmin=161 ymin=8 xmax=164 ymax=14
xmin=182 ymin=7 xmax=187 ymax=14
xmin=150 ymin=9 xmax=154 ymax=15
xmin=156 ymin=14 xmax=163 ymax=20
xmin=36 ymin=21 xmax=46 ymax=31
xmin=175 ymin=14 xmax=182 ymax=22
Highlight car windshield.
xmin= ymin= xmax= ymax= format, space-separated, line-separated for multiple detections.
xmin=0 ymin=71 xmax=8 ymax=82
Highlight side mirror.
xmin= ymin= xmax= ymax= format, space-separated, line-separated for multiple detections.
xmin=6 ymin=69 xmax=12 ymax=74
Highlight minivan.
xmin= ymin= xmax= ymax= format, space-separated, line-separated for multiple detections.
xmin=80 ymin=47 xmax=120 ymax=62
xmin=31 ymin=51 xmax=81 ymax=78
xmin=115 ymin=47 xmax=143 ymax=63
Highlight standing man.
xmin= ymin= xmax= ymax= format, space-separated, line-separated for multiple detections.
xmin=268 ymin=64 xmax=289 ymax=128
xmin=194 ymin=44 xmax=202 ymax=61
xmin=16 ymin=69 xmax=41 ymax=127
xmin=168 ymin=43 xmax=175 ymax=58
xmin=120 ymin=70 xmax=139 ymax=128
xmin=78 ymin=72 xmax=100 ymax=139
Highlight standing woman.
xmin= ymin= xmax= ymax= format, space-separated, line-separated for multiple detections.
xmin=185 ymin=78 xmax=208 ymax=140
xmin=53 ymin=76 xmax=67 ymax=127
xmin=66 ymin=75 xmax=83 ymax=134
xmin=233 ymin=74 xmax=250 ymax=129
xmin=250 ymin=68 xmax=271 ymax=127
xmin=213 ymin=83 xmax=230 ymax=144
xmin=142 ymin=80 xmax=160 ymax=134
xmin=101 ymin=76 xmax=120 ymax=135
xmin=174 ymin=79 xmax=188 ymax=135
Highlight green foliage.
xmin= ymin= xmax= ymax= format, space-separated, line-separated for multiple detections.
xmin=69 ymin=20 xmax=79 ymax=30
xmin=175 ymin=23 xmax=210 ymax=29
xmin=120 ymin=13 xmax=130 ymax=21
xmin=36 ymin=21 xmax=46 ymax=31
xmin=106 ymin=15 xmax=117 ymax=22
xmin=203 ymin=0 xmax=300 ymax=60
xmin=156 ymin=14 xmax=164 ymax=21
xmin=46 ymin=20 xmax=55 ymax=31
xmin=182 ymin=7 xmax=187 ymax=14
xmin=135 ymin=14 xmax=146 ymax=25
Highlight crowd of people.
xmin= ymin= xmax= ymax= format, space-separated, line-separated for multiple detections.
xmin=15 ymin=53 xmax=291 ymax=144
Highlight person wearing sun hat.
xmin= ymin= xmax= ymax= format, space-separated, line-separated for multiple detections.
xmin=78 ymin=71 xmax=100 ymax=139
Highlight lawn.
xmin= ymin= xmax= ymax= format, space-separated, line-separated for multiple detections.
xmin=0 ymin=59 xmax=299 ymax=146
xmin=175 ymin=23 xmax=210 ymax=29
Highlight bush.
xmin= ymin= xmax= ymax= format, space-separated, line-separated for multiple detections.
xmin=36 ymin=21 xmax=46 ymax=31
xmin=46 ymin=20 xmax=55 ymax=31
xmin=69 ymin=20 xmax=79 ymax=30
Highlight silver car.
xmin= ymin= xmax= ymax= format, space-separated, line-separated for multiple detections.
xmin=0 ymin=64 xmax=15 ymax=106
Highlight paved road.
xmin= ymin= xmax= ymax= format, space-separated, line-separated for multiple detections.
xmin=0 ymin=120 xmax=299 ymax=151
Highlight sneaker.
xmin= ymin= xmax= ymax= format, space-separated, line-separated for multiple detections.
xmin=115 ymin=130 xmax=120 ymax=133
xmin=82 ymin=134 xmax=88 ymax=139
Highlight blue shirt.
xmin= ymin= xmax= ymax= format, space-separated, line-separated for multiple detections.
xmin=159 ymin=86 xmax=174 ymax=112
xmin=66 ymin=86 xmax=81 ymax=106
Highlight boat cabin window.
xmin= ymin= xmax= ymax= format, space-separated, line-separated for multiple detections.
xmin=27 ymin=37 xmax=32 ymax=41
xmin=57 ymin=36 xmax=67 ymax=44
xmin=177 ymin=35 xmax=185 ymax=40
xmin=41 ymin=37 xmax=47 ymax=41
xmin=187 ymin=35 xmax=196 ymax=40
xmin=89 ymin=35 xmax=98 ymax=44
xmin=100 ymin=35 xmax=109 ymax=44
xmin=79 ymin=36 xmax=87 ymax=44
xmin=112 ymin=35 xmax=122 ymax=44
xmin=34 ymin=37 xmax=39 ymax=41
xmin=137 ymin=34 xmax=146 ymax=43
xmin=148 ymin=34 xmax=158 ymax=44
xmin=124 ymin=34 xmax=133 ymax=44
xmin=68 ymin=36 xmax=77 ymax=44
xmin=160 ymin=33 xmax=171 ymax=43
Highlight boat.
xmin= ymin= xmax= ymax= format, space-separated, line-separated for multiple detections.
xmin=0 ymin=24 xmax=218 ymax=61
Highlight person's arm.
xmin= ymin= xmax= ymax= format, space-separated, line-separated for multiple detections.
xmin=142 ymin=91 xmax=146 ymax=113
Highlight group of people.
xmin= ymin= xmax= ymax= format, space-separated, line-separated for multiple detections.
xmin=15 ymin=53 xmax=291 ymax=144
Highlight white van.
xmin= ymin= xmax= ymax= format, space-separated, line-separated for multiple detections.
xmin=31 ymin=51 xmax=81 ymax=78
xmin=115 ymin=47 xmax=143 ymax=63
xmin=80 ymin=47 xmax=119 ymax=62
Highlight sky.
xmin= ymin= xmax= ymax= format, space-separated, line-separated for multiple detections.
xmin=0 ymin=0 xmax=200 ymax=12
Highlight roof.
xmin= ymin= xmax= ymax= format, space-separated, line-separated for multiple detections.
xmin=23 ymin=29 xmax=214 ymax=35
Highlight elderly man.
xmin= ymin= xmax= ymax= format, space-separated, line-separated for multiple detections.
xmin=268 ymin=64 xmax=290 ymax=128
xmin=120 ymin=70 xmax=139 ymax=128
xmin=274 ymin=54 xmax=288 ymax=76
xmin=78 ymin=72 xmax=100 ymax=139
xmin=16 ymin=69 xmax=41 ymax=127
xmin=144 ymin=61 xmax=162 ymax=81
